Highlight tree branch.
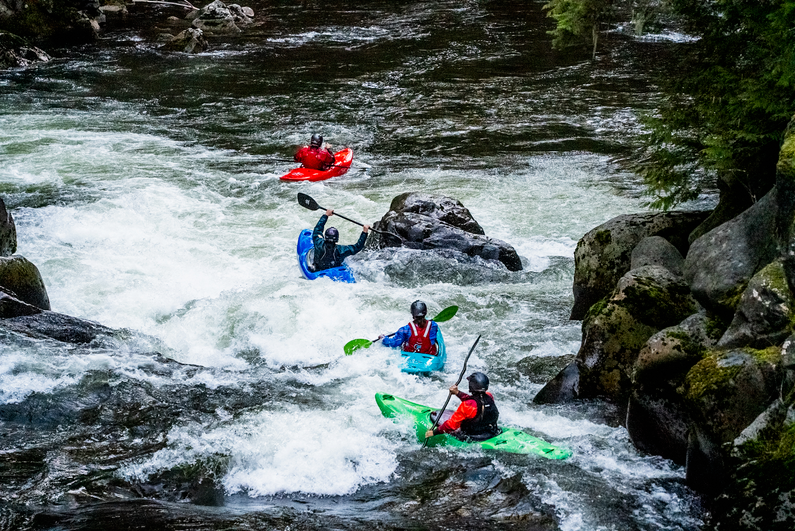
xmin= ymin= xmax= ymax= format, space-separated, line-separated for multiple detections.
xmin=132 ymin=0 xmax=198 ymax=10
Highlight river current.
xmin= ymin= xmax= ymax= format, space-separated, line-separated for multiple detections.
xmin=0 ymin=1 xmax=706 ymax=529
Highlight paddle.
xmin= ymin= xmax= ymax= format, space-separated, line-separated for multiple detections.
xmin=422 ymin=334 xmax=481 ymax=449
xmin=297 ymin=193 xmax=390 ymax=236
xmin=343 ymin=305 xmax=458 ymax=355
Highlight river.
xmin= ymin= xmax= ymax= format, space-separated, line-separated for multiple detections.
xmin=0 ymin=1 xmax=706 ymax=529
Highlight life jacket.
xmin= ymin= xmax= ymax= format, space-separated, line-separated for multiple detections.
xmin=458 ymin=392 xmax=500 ymax=441
xmin=403 ymin=320 xmax=437 ymax=355
xmin=295 ymin=146 xmax=335 ymax=170
xmin=314 ymin=242 xmax=342 ymax=270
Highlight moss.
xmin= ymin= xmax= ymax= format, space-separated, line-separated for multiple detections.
xmin=594 ymin=229 xmax=612 ymax=247
xmin=584 ymin=296 xmax=609 ymax=325
xmin=746 ymin=345 xmax=782 ymax=364
xmin=706 ymin=314 xmax=730 ymax=341
xmin=685 ymin=352 xmax=742 ymax=402
xmin=718 ymin=282 xmax=748 ymax=315
xmin=667 ymin=329 xmax=709 ymax=359
xmin=777 ymin=127 xmax=795 ymax=179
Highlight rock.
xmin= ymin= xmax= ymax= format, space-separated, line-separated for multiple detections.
xmin=570 ymin=211 xmax=709 ymax=320
xmin=516 ymin=354 xmax=575 ymax=384
xmin=191 ymin=1 xmax=241 ymax=34
xmin=684 ymin=187 xmax=782 ymax=321
xmin=718 ymin=259 xmax=795 ymax=349
xmin=0 ymin=256 xmax=50 ymax=310
xmin=377 ymin=194 xmax=522 ymax=271
xmin=162 ymin=28 xmax=208 ymax=53
xmin=227 ymin=4 xmax=253 ymax=25
xmin=626 ymin=312 xmax=716 ymax=464
xmin=0 ymin=1 xmax=100 ymax=45
xmin=0 ymin=310 xmax=116 ymax=343
xmin=387 ymin=192 xmax=485 ymax=235
xmin=630 ymin=235 xmax=684 ymax=277
xmin=683 ymin=347 xmax=783 ymax=493
xmin=0 ymin=289 xmax=42 ymax=319
xmin=0 ymin=31 xmax=50 ymax=69
xmin=536 ymin=265 xmax=697 ymax=405
xmin=0 ymin=195 xmax=16 ymax=256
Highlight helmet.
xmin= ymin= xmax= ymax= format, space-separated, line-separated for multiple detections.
xmin=410 ymin=300 xmax=427 ymax=318
xmin=310 ymin=134 xmax=323 ymax=148
xmin=467 ymin=372 xmax=489 ymax=392
xmin=324 ymin=227 xmax=339 ymax=243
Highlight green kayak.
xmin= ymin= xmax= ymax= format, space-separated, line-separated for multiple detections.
xmin=375 ymin=393 xmax=572 ymax=459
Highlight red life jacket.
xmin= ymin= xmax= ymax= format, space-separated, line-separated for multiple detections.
xmin=295 ymin=146 xmax=335 ymax=170
xmin=403 ymin=320 xmax=437 ymax=355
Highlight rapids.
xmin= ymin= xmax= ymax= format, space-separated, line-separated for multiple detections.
xmin=0 ymin=1 xmax=707 ymax=529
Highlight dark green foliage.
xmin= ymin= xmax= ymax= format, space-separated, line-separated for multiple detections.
xmin=545 ymin=0 xmax=795 ymax=210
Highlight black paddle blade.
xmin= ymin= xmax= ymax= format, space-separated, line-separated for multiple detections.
xmin=297 ymin=193 xmax=321 ymax=211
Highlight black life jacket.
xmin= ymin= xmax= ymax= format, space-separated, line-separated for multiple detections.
xmin=458 ymin=392 xmax=500 ymax=441
xmin=315 ymin=242 xmax=342 ymax=270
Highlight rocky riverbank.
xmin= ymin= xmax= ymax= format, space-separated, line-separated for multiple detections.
xmin=535 ymin=116 xmax=795 ymax=529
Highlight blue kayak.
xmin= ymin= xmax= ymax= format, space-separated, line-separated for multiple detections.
xmin=296 ymin=229 xmax=355 ymax=283
xmin=399 ymin=330 xmax=447 ymax=374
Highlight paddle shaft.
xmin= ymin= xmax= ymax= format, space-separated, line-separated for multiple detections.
xmin=422 ymin=334 xmax=482 ymax=448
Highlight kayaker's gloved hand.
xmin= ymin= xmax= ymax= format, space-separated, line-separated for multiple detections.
xmin=425 ymin=429 xmax=435 ymax=439
xmin=325 ymin=209 xmax=334 ymax=216
xmin=363 ymin=224 xmax=370 ymax=233
xmin=377 ymin=334 xmax=385 ymax=341
xmin=449 ymin=384 xmax=459 ymax=396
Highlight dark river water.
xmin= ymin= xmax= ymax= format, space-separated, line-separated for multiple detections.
xmin=0 ymin=1 xmax=707 ymax=529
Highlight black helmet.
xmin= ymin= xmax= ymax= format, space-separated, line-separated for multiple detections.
xmin=310 ymin=133 xmax=323 ymax=148
xmin=324 ymin=227 xmax=339 ymax=243
xmin=467 ymin=372 xmax=489 ymax=392
xmin=410 ymin=300 xmax=427 ymax=318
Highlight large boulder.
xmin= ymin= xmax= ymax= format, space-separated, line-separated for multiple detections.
xmin=718 ymin=259 xmax=795 ymax=349
xmin=683 ymin=347 xmax=783 ymax=493
xmin=684 ymin=188 xmax=782 ymax=321
xmin=570 ymin=211 xmax=709 ymax=320
xmin=0 ymin=256 xmax=50 ymax=310
xmin=377 ymin=193 xmax=523 ymax=271
xmin=0 ymin=195 xmax=16 ymax=256
xmin=630 ymin=235 xmax=684 ymax=277
xmin=191 ymin=1 xmax=242 ymax=34
xmin=0 ymin=310 xmax=116 ymax=343
xmin=0 ymin=0 xmax=101 ymax=44
xmin=626 ymin=312 xmax=716 ymax=464
xmin=535 ymin=265 xmax=697 ymax=405
xmin=0 ymin=289 xmax=42 ymax=319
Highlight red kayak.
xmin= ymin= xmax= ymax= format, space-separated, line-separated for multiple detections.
xmin=280 ymin=148 xmax=353 ymax=182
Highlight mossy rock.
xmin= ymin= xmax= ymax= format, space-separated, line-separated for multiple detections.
xmin=0 ymin=256 xmax=50 ymax=310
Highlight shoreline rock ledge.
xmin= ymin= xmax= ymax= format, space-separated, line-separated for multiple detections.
xmin=376 ymin=192 xmax=523 ymax=271
xmin=534 ymin=114 xmax=795 ymax=530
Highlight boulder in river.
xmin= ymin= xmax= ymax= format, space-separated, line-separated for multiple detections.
xmin=162 ymin=28 xmax=208 ymax=53
xmin=377 ymin=192 xmax=523 ymax=271
xmin=0 ymin=195 xmax=16 ymax=256
xmin=0 ymin=255 xmax=50 ymax=310
xmin=191 ymin=1 xmax=242 ymax=34
xmin=570 ymin=211 xmax=708 ymax=320
xmin=0 ymin=31 xmax=50 ymax=69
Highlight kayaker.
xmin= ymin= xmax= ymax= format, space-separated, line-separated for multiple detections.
xmin=425 ymin=372 xmax=501 ymax=442
xmin=294 ymin=133 xmax=336 ymax=171
xmin=379 ymin=300 xmax=439 ymax=355
xmin=311 ymin=209 xmax=369 ymax=271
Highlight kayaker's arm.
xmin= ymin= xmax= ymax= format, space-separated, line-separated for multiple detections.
xmin=381 ymin=325 xmax=410 ymax=348
xmin=312 ymin=213 xmax=331 ymax=246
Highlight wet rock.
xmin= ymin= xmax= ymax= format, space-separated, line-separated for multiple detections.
xmin=684 ymin=187 xmax=782 ymax=321
xmin=162 ymin=28 xmax=208 ymax=53
xmin=536 ymin=265 xmax=697 ymax=406
xmin=718 ymin=259 xmax=795 ymax=349
xmin=191 ymin=1 xmax=242 ymax=34
xmin=570 ymin=211 xmax=708 ymax=320
xmin=516 ymin=354 xmax=575 ymax=384
xmin=227 ymin=3 xmax=253 ymax=25
xmin=626 ymin=312 xmax=715 ymax=464
xmin=0 ymin=31 xmax=49 ymax=69
xmin=630 ymin=235 xmax=684 ymax=277
xmin=387 ymin=192 xmax=485 ymax=235
xmin=0 ymin=0 xmax=101 ymax=45
xmin=0 ymin=195 xmax=16 ymax=256
xmin=0 ymin=310 xmax=116 ymax=343
xmin=0 ymin=255 xmax=50 ymax=310
xmin=377 ymin=193 xmax=522 ymax=271
xmin=683 ymin=347 xmax=783 ymax=493
xmin=0 ymin=289 xmax=42 ymax=318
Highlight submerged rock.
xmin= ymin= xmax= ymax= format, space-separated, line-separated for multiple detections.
xmin=377 ymin=192 xmax=522 ymax=271
xmin=0 ymin=310 xmax=116 ymax=344
xmin=162 ymin=28 xmax=208 ymax=53
xmin=0 ymin=31 xmax=49 ymax=69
